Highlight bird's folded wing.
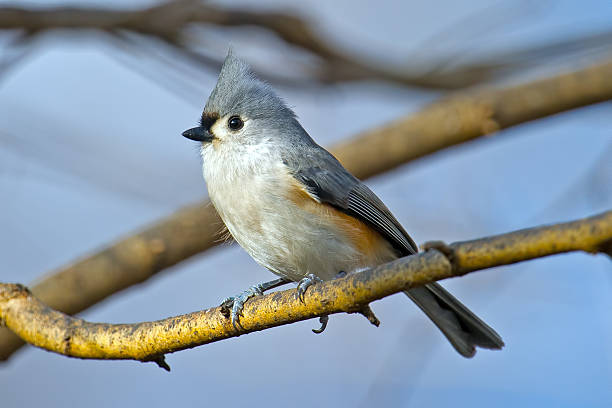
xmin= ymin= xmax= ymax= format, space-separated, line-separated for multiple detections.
xmin=287 ymin=150 xmax=418 ymax=256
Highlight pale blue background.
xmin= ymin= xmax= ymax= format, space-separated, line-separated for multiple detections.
xmin=1 ymin=1 xmax=612 ymax=406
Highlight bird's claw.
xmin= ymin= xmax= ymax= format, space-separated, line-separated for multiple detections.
xmin=219 ymin=285 xmax=264 ymax=330
xmin=296 ymin=273 xmax=323 ymax=303
xmin=296 ymin=274 xmax=328 ymax=333
xmin=219 ymin=297 xmax=234 ymax=318
xmin=312 ymin=315 xmax=329 ymax=334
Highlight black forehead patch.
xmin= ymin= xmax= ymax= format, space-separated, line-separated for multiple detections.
xmin=200 ymin=112 xmax=220 ymax=131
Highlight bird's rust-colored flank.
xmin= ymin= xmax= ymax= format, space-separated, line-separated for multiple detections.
xmin=286 ymin=174 xmax=392 ymax=261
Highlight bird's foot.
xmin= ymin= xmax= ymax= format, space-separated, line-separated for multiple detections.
xmin=219 ymin=278 xmax=291 ymax=330
xmin=219 ymin=285 xmax=263 ymax=330
xmin=296 ymin=273 xmax=329 ymax=333
xmin=296 ymin=273 xmax=323 ymax=303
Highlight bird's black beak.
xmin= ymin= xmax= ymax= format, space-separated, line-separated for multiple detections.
xmin=182 ymin=126 xmax=214 ymax=142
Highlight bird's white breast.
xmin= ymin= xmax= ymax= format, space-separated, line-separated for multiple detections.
xmin=200 ymin=141 xmax=384 ymax=282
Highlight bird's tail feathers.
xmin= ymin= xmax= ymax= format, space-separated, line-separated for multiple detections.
xmin=404 ymin=282 xmax=504 ymax=358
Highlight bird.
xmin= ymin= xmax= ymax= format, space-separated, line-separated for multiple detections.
xmin=182 ymin=50 xmax=504 ymax=358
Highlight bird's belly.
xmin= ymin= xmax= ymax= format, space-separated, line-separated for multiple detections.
xmin=208 ymin=169 xmax=396 ymax=282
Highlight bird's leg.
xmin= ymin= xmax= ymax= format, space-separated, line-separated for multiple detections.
xmin=220 ymin=277 xmax=291 ymax=330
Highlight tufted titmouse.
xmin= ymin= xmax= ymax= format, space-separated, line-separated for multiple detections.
xmin=182 ymin=51 xmax=503 ymax=357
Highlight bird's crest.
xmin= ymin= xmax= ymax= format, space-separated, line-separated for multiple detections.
xmin=204 ymin=50 xmax=295 ymax=120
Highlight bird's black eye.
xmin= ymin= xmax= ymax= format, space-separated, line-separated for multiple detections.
xmin=228 ymin=116 xmax=244 ymax=131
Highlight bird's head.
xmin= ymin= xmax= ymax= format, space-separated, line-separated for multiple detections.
xmin=182 ymin=50 xmax=301 ymax=150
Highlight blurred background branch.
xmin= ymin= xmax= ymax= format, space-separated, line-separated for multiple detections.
xmin=1 ymin=58 xmax=611 ymax=361
xmin=2 ymin=208 xmax=610 ymax=369
xmin=1 ymin=1 xmax=612 ymax=90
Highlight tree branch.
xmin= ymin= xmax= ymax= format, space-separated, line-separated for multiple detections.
xmin=2 ymin=2 xmax=611 ymax=89
xmin=2 ymin=210 xmax=611 ymax=369
xmin=0 ymin=1 xmax=472 ymax=88
xmin=0 ymin=1 xmax=477 ymax=88
xmin=1 ymin=59 xmax=612 ymax=361
xmin=333 ymin=59 xmax=612 ymax=179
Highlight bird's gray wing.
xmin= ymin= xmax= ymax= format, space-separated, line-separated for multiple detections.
xmin=286 ymin=150 xmax=418 ymax=256
xmin=286 ymin=148 xmax=504 ymax=358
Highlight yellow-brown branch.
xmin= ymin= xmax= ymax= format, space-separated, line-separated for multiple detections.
xmin=2 ymin=210 xmax=610 ymax=369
